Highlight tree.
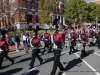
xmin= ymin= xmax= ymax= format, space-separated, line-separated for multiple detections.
xmin=38 ymin=0 xmax=60 ymax=24
xmin=0 ymin=0 xmax=17 ymax=26
xmin=86 ymin=2 xmax=100 ymax=23
xmin=64 ymin=0 xmax=86 ymax=25
xmin=0 ymin=0 xmax=26 ymax=27
xmin=0 ymin=0 xmax=6 ymax=25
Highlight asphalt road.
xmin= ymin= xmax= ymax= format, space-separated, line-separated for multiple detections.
xmin=0 ymin=45 xmax=100 ymax=75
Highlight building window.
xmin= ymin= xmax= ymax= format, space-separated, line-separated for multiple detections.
xmin=58 ymin=16 xmax=60 ymax=20
xmin=27 ymin=15 xmax=32 ymax=23
xmin=63 ymin=5 xmax=64 ymax=13
xmin=26 ymin=1 xmax=32 ymax=10
xmin=34 ymin=0 xmax=38 ymax=3
xmin=27 ymin=1 xmax=31 ymax=5
xmin=36 ymin=15 xmax=38 ymax=23
xmin=27 ymin=6 xmax=32 ymax=9
xmin=34 ymin=3 xmax=38 ymax=10
xmin=34 ymin=0 xmax=38 ymax=10
xmin=61 ymin=16 xmax=63 ymax=25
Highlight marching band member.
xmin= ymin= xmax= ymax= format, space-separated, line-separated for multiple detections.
xmin=50 ymin=27 xmax=65 ymax=75
xmin=0 ymin=36 xmax=14 ymax=68
xmin=42 ymin=29 xmax=52 ymax=54
xmin=88 ymin=27 xmax=94 ymax=47
xmin=69 ymin=30 xmax=77 ymax=55
xmin=96 ymin=27 xmax=100 ymax=49
xmin=80 ymin=30 xmax=88 ymax=59
xmin=39 ymin=34 xmax=45 ymax=55
xmin=62 ymin=28 xmax=67 ymax=44
xmin=65 ymin=29 xmax=71 ymax=48
xmin=29 ymin=33 xmax=43 ymax=69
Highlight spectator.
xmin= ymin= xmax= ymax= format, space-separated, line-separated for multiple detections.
xmin=22 ymin=33 xmax=27 ymax=52
xmin=14 ymin=33 xmax=20 ymax=52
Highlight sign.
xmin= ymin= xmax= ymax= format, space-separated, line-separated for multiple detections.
xmin=21 ymin=12 xmax=25 ymax=21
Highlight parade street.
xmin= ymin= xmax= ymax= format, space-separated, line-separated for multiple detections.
xmin=0 ymin=45 xmax=100 ymax=75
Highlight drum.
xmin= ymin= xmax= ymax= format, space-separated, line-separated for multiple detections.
xmin=76 ymin=43 xmax=83 ymax=50
xmin=0 ymin=48 xmax=3 ymax=52
xmin=78 ymin=35 xmax=81 ymax=40
xmin=65 ymin=40 xmax=71 ymax=46
xmin=32 ymin=47 xmax=44 ymax=50
xmin=53 ymin=44 xmax=63 ymax=50
xmin=40 ymin=40 xmax=45 ymax=48
xmin=93 ymin=38 xmax=97 ymax=43
xmin=88 ymin=38 xmax=93 ymax=43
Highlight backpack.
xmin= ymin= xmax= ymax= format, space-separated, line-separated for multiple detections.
xmin=81 ymin=34 xmax=86 ymax=40
xmin=44 ymin=33 xmax=50 ymax=39
xmin=89 ymin=30 xmax=94 ymax=35
xmin=71 ymin=33 xmax=77 ymax=39
xmin=31 ymin=38 xmax=37 ymax=47
xmin=53 ymin=34 xmax=62 ymax=48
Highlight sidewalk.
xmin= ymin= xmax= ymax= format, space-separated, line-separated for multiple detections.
xmin=8 ymin=49 xmax=24 ymax=55
xmin=8 ymin=45 xmax=23 ymax=55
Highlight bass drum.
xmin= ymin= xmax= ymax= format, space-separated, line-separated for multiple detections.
xmin=65 ymin=40 xmax=71 ymax=46
xmin=93 ymin=38 xmax=97 ymax=43
xmin=88 ymin=38 xmax=93 ymax=43
xmin=40 ymin=40 xmax=45 ymax=48
xmin=76 ymin=43 xmax=83 ymax=51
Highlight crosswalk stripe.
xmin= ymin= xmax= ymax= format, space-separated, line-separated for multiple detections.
xmin=94 ymin=52 xmax=100 ymax=57
xmin=75 ymin=53 xmax=100 ymax=75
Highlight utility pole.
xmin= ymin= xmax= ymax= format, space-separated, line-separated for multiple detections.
xmin=96 ymin=17 xmax=98 ymax=28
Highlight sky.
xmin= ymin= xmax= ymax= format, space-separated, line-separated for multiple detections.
xmin=86 ymin=0 xmax=93 ymax=2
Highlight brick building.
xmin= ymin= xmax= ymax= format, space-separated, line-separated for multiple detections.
xmin=0 ymin=0 xmax=65 ymax=29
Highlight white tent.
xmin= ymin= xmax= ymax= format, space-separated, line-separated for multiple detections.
xmin=42 ymin=23 xmax=50 ymax=29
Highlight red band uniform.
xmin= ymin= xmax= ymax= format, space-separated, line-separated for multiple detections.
xmin=43 ymin=31 xmax=52 ymax=53
xmin=80 ymin=31 xmax=88 ymax=59
xmin=29 ymin=33 xmax=43 ymax=69
xmin=0 ymin=37 xmax=14 ymax=68
xmin=50 ymin=29 xmax=64 ymax=75
xmin=69 ymin=32 xmax=77 ymax=55
xmin=89 ymin=29 xmax=94 ymax=46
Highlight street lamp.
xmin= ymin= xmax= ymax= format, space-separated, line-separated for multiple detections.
xmin=96 ymin=17 xmax=98 ymax=28
xmin=74 ymin=19 xmax=76 ymax=30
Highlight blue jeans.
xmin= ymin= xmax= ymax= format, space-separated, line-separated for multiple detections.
xmin=15 ymin=42 xmax=20 ymax=51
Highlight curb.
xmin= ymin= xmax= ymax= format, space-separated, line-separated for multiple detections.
xmin=8 ymin=49 xmax=25 ymax=55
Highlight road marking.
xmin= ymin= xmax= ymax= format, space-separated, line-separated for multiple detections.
xmin=24 ymin=50 xmax=69 ymax=75
xmin=75 ymin=53 xmax=100 ymax=75
xmin=94 ymin=51 xmax=100 ymax=52
xmin=94 ymin=52 xmax=100 ymax=57
xmin=76 ymin=50 xmax=100 ymax=53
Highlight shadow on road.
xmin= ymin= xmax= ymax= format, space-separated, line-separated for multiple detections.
xmin=84 ymin=49 xmax=94 ymax=58
xmin=42 ymin=51 xmax=67 ymax=65
xmin=0 ymin=65 xmax=10 ymax=70
xmin=0 ymin=68 xmax=23 ymax=75
xmin=22 ymin=70 xmax=39 ymax=75
xmin=12 ymin=53 xmax=29 ymax=59
xmin=64 ymin=49 xmax=94 ymax=71
xmin=64 ymin=58 xmax=82 ymax=71
xmin=4 ymin=53 xmax=29 ymax=62
xmin=14 ymin=57 xmax=31 ymax=64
